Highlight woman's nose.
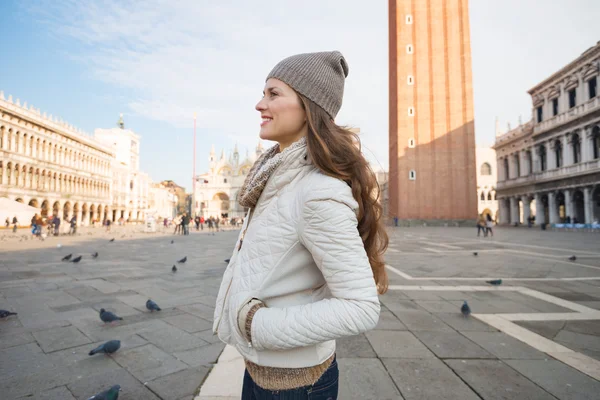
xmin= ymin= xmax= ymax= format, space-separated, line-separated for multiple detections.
xmin=255 ymin=98 xmax=266 ymax=111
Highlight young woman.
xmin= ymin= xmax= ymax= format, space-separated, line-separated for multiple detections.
xmin=213 ymin=51 xmax=388 ymax=399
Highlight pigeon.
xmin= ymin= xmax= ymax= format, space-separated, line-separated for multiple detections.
xmin=486 ymin=279 xmax=503 ymax=286
xmin=99 ymin=308 xmax=123 ymax=323
xmin=0 ymin=310 xmax=18 ymax=319
xmin=146 ymin=299 xmax=161 ymax=312
xmin=89 ymin=340 xmax=121 ymax=356
xmin=92 ymin=252 xmax=99 ymax=258
xmin=172 ymin=265 xmax=177 ymax=273
xmin=178 ymin=256 xmax=187 ymax=264
xmin=568 ymin=255 xmax=577 ymax=262
xmin=461 ymin=301 xmax=471 ymax=317
xmin=171 ymin=240 xmax=174 ymax=244
xmin=473 ymin=252 xmax=478 ymax=256
xmin=109 ymin=238 xmax=115 ymax=242
xmin=87 ymin=384 xmax=121 ymax=400
xmin=224 ymin=258 xmax=230 ymax=264
xmin=62 ymin=253 xmax=73 ymax=261
xmin=71 ymin=255 xmax=83 ymax=263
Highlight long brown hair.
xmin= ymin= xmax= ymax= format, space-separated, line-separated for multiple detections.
xmin=298 ymin=94 xmax=389 ymax=294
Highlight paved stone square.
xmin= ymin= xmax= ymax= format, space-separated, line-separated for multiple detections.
xmin=2 ymin=225 xmax=600 ymax=399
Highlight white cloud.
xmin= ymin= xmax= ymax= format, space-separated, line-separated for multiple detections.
xmin=27 ymin=0 xmax=390 ymax=168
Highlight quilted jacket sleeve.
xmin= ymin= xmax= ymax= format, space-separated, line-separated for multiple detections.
xmin=250 ymin=197 xmax=381 ymax=351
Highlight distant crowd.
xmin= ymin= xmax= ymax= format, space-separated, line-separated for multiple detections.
xmin=165 ymin=213 xmax=244 ymax=236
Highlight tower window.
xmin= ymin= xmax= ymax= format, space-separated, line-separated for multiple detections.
xmin=224 ymin=178 xmax=228 ymax=183
xmin=408 ymin=138 xmax=415 ymax=148
xmin=408 ymin=107 xmax=415 ymax=116
xmin=409 ymin=170 xmax=416 ymax=180
xmin=407 ymin=75 xmax=414 ymax=85
xmin=405 ymin=15 xmax=413 ymax=24
xmin=406 ymin=44 xmax=413 ymax=54
xmin=536 ymin=106 xmax=543 ymax=123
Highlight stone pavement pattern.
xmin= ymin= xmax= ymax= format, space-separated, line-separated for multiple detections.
xmin=2 ymin=226 xmax=600 ymax=399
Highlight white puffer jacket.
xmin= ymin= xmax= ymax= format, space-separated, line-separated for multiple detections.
xmin=212 ymin=140 xmax=380 ymax=368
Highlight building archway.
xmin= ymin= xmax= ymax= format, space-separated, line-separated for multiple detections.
xmin=16 ymin=197 xmax=24 ymax=203
xmin=541 ymin=194 xmax=549 ymax=223
xmin=28 ymin=198 xmax=39 ymax=208
xmin=213 ymin=192 xmax=230 ymax=218
xmin=81 ymin=203 xmax=88 ymax=225
xmin=53 ymin=201 xmax=61 ymax=218
xmin=592 ymin=186 xmax=600 ymax=223
xmin=556 ymin=191 xmax=566 ymax=222
xmin=63 ymin=202 xmax=71 ymax=220
xmin=73 ymin=203 xmax=80 ymax=223
xmin=572 ymin=190 xmax=585 ymax=223
xmin=41 ymin=200 xmax=49 ymax=218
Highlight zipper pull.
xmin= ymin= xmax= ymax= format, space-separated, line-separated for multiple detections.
xmin=238 ymin=239 xmax=243 ymax=251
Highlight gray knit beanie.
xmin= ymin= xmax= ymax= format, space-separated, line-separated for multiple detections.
xmin=266 ymin=51 xmax=349 ymax=119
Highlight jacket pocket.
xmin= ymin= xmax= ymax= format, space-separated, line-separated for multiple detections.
xmin=230 ymin=292 xmax=259 ymax=349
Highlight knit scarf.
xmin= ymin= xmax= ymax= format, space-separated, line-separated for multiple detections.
xmin=238 ymin=137 xmax=307 ymax=209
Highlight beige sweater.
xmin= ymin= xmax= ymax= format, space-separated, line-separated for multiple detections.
xmin=241 ymin=302 xmax=334 ymax=390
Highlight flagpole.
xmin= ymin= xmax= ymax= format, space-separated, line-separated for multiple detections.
xmin=193 ymin=112 xmax=197 ymax=216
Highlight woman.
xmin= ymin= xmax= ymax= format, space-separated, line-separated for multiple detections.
xmin=213 ymin=51 xmax=388 ymax=399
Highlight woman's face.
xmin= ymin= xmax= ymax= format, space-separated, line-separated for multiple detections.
xmin=255 ymin=78 xmax=307 ymax=150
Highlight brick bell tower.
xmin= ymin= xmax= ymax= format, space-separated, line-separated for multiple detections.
xmin=388 ymin=0 xmax=477 ymax=223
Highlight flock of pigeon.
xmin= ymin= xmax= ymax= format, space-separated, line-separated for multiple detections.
xmin=1 ymin=237 xmax=582 ymax=398
xmin=0 ymin=236 xmax=183 ymax=399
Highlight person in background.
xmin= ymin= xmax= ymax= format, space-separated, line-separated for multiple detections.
xmin=486 ymin=213 xmax=494 ymax=237
xmin=477 ymin=214 xmax=487 ymax=237
xmin=12 ymin=216 xmax=18 ymax=233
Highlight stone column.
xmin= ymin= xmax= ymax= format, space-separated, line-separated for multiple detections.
xmin=583 ymin=187 xmax=592 ymax=224
xmin=520 ymin=151 xmax=528 ymax=176
xmin=0 ymin=128 xmax=7 ymax=150
xmin=509 ymin=197 xmax=518 ymax=224
xmin=535 ymin=194 xmax=545 ymax=225
xmin=582 ymin=126 xmax=593 ymax=162
xmin=564 ymin=189 xmax=573 ymax=221
xmin=523 ymin=197 xmax=531 ymax=223
xmin=76 ymin=208 xmax=82 ymax=227
xmin=532 ymin=146 xmax=540 ymax=173
xmin=497 ymin=159 xmax=505 ymax=181
xmin=563 ymin=134 xmax=572 ymax=166
xmin=548 ymin=192 xmax=557 ymax=224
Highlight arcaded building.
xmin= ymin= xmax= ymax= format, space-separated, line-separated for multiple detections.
xmin=494 ymin=42 xmax=600 ymax=225
xmin=388 ymin=0 xmax=477 ymax=223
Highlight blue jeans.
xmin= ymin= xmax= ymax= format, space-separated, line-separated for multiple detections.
xmin=241 ymin=355 xmax=338 ymax=400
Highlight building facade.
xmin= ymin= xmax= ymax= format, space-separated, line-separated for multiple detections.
xmin=95 ymin=118 xmax=150 ymax=223
xmin=494 ymin=42 xmax=600 ymax=225
xmin=193 ymin=142 xmax=264 ymax=219
xmin=388 ymin=0 xmax=477 ymax=222
xmin=0 ymin=92 xmax=113 ymax=225
xmin=476 ymin=147 xmax=498 ymax=220
xmin=148 ymin=182 xmax=178 ymax=220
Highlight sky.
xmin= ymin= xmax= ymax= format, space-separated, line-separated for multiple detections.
xmin=1 ymin=0 xmax=599 ymax=191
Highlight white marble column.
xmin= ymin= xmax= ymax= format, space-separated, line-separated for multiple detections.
xmin=535 ymin=194 xmax=545 ymax=225
xmin=509 ymin=197 xmax=518 ymax=224
xmin=0 ymin=129 xmax=7 ymax=150
xmin=582 ymin=126 xmax=593 ymax=162
xmin=76 ymin=208 xmax=82 ymax=227
xmin=548 ymin=192 xmax=557 ymax=224
xmin=563 ymin=135 xmax=572 ymax=166
xmin=583 ymin=187 xmax=592 ymax=224
xmin=497 ymin=159 xmax=505 ymax=181
xmin=564 ymin=189 xmax=573 ymax=221
xmin=520 ymin=151 xmax=528 ymax=176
